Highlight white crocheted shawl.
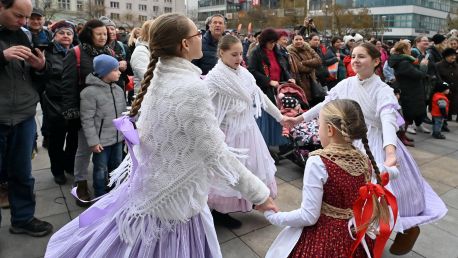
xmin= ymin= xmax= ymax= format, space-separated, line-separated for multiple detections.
xmin=205 ymin=60 xmax=266 ymax=140
xmin=108 ymin=57 xmax=245 ymax=244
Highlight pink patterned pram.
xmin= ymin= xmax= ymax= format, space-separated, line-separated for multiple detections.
xmin=275 ymin=83 xmax=322 ymax=167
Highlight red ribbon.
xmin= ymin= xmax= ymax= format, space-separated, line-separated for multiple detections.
xmin=349 ymin=173 xmax=398 ymax=258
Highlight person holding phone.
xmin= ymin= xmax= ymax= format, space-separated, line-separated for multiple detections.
xmin=0 ymin=0 xmax=53 ymax=237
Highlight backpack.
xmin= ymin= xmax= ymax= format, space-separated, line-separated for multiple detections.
xmin=74 ymin=45 xmax=82 ymax=87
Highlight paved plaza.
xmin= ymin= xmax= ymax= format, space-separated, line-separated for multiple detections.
xmin=1 ymin=110 xmax=458 ymax=258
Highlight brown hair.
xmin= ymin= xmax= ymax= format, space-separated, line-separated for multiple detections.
xmin=321 ymin=99 xmax=390 ymax=230
xmin=353 ymin=42 xmax=382 ymax=71
xmin=129 ymin=13 xmax=191 ymax=117
xmin=217 ymin=35 xmax=241 ymax=58
xmin=393 ymin=40 xmax=411 ymax=55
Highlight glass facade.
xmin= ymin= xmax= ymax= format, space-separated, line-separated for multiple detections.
xmin=198 ymin=0 xmax=226 ymax=8
xmin=354 ymin=0 xmax=450 ymax=12
xmin=373 ymin=13 xmax=447 ymax=31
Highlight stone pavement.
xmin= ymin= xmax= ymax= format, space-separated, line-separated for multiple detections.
xmin=1 ymin=112 xmax=458 ymax=258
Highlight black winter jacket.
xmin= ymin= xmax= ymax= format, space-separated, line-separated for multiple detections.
xmin=388 ymin=54 xmax=427 ymax=119
xmin=0 ymin=27 xmax=40 ymax=125
xmin=41 ymin=42 xmax=70 ymax=121
xmin=192 ymin=31 xmax=218 ymax=75
xmin=248 ymin=45 xmax=292 ymax=103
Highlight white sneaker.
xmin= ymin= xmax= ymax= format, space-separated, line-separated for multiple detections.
xmin=406 ymin=124 xmax=417 ymax=134
xmin=418 ymin=124 xmax=431 ymax=134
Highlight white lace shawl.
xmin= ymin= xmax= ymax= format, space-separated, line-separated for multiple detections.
xmin=108 ymin=57 xmax=267 ymax=244
xmin=205 ymin=60 xmax=266 ymax=140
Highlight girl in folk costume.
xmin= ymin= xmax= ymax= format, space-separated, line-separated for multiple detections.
xmin=289 ymin=43 xmax=447 ymax=254
xmin=205 ymin=35 xmax=289 ymax=228
xmin=266 ymin=99 xmax=398 ymax=258
xmin=45 ymin=14 xmax=279 ymax=258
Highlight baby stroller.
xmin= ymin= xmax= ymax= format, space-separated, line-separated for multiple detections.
xmin=276 ymin=82 xmax=322 ymax=168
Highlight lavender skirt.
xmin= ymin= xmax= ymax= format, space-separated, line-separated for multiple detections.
xmin=45 ymin=190 xmax=213 ymax=258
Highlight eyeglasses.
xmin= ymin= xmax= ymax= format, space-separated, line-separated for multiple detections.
xmin=186 ymin=31 xmax=202 ymax=39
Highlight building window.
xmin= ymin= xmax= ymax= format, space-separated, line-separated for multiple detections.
xmin=95 ymin=0 xmax=104 ymax=5
xmin=153 ymin=6 xmax=159 ymax=12
xmin=110 ymin=1 xmax=119 ymax=8
xmin=126 ymin=3 xmax=132 ymax=9
xmin=77 ymin=0 xmax=83 ymax=11
xmin=110 ymin=13 xmax=120 ymax=20
xmin=164 ymin=0 xmax=172 ymax=2
xmin=164 ymin=7 xmax=172 ymax=13
xmin=139 ymin=15 xmax=148 ymax=22
xmin=139 ymin=4 xmax=147 ymax=11
xmin=57 ymin=0 xmax=70 ymax=10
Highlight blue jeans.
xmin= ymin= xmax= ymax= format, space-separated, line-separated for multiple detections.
xmin=432 ymin=116 xmax=444 ymax=135
xmin=0 ymin=116 xmax=36 ymax=226
xmin=92 ymin=142 xmax=122 ymax=197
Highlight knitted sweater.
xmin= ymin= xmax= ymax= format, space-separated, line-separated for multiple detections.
xmin=109 ymin=57 xmax=270 ymax=244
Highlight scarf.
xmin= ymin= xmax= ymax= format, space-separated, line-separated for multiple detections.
xmin=81 ymin=42 xmax=113 ymax=57
xmin=205 ymin=60 xmax=266 ymax=138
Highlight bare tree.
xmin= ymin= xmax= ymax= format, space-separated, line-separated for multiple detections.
xmin=35 ymin=0 xmax=59 ymax=20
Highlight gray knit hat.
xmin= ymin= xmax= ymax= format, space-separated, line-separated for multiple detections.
xmin=99 ymin=16 xmax=116 ymax=27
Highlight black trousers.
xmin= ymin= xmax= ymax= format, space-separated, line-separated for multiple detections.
xmin=47 ymin=117 xmax=78 ymax=177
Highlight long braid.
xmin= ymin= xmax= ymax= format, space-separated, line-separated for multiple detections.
xmin=129 ymin=53 xmax=158 ymax=117
xmin=361 ymin=135 xmax=390 ymax=230
xmin=361 ymin=136 xmax=382 ymax=184
xmin=338 ymin=120 xmax=352 ymax=143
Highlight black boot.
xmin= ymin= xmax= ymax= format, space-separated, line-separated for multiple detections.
xmin=211 ymin=210 xmax=242 ymax=229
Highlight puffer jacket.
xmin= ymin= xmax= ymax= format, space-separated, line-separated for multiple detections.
xmin=0 ymin=27 xmax=40 ymax=125
xmin=80 ymin=73 xmax=126 ymax=147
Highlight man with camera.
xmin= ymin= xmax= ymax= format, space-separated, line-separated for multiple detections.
xmin=0 ymin=0 xmax=53 ymax=237
xmin=296 ymin=17 xmax=318 ymax=38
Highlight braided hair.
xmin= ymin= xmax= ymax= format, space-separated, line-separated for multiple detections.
xmin=129 ymin=13 xmax=192 ymax=117
xmin=321 ymin=99 xmax=390 ymax=228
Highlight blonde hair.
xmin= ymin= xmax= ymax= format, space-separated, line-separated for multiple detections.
xmin=138 ymin=20 xmax=154 ymax=44
xmin=217 ymin=35 xmax=241 ymax=58
xmin=129 ymin=14 xmax=192 ymax=117
xmin=127 ymin=27 xmax=141 ymax=47
xmin=321 ymin=99 xmax=390 ymax=230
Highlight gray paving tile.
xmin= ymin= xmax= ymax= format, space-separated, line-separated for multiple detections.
xmin=0 ymin=212 xmax=70 ymax=258
xmin=419 ymin=156 xmax=458 ymax=188
xmin=274 ymin=176 xmax=286 ymax=185
xmin=220 ymin=238 xmax=260 ymax=258
xmin=289 ymin=178 xmax=303 ymax=190
xmin=34 ymin=187 xmax=68 ymax=220
xmin=229 ymin=211 xmax=270 ymax=237
xmin=414 ymin=141 xmax=456 ymax=156
xmin=0 ymin=208 xmax=11 ymax=227
xmin=424 ymin=179 xmax=454 ymax=196
xmin=215 ymin=223 xmax=237 ymax=244
xmin=275 ymin=161 xmax=303 ymax=182
xmin=433 ymin=205 xmax=458 ymax=238
xmin=240 ymin=224 xmax=283 ymax=257
xmin=275 ymin=183 xmax=302 ymax=212
xmin=441 ymin=189 xmax=458 ymax=210
xmin=31 ymin=148 xmax=51 ymax=171
xmin=412 ymin=224 xmax=458 ymax=258
xmin=408 ymin=148 xmax=441 ymax=166
xmin=33 ymin=168 xmax=59 ymax=191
